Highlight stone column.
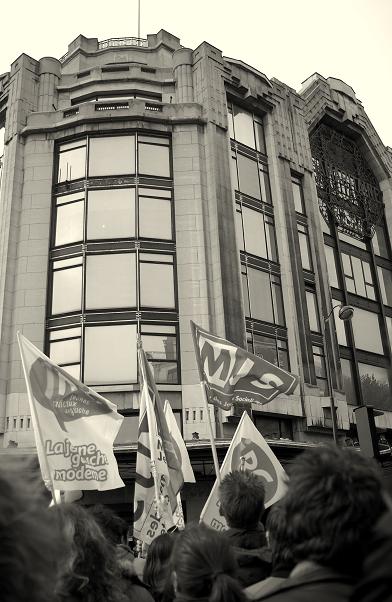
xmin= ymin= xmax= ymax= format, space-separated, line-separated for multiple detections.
xmin=173 ymin=48 xmax=194 ymax=103
xmin=38 ymin=57 xmax=61 ymax=112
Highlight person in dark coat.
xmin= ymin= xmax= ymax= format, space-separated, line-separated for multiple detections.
xmin=252 ymin=445 xmax=387 ymax=602
xmin=218 ymin=470 xmax=271 ymax=587
xmin=351 ymin=509 xmax=392 ymax=602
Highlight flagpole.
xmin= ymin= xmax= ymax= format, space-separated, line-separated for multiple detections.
xmin=200 ymin=381 xmax=221 ymax=484
xmin=17 ymin=332 xmax=58 ymax=504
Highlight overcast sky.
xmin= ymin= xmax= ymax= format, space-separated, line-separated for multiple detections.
xmin=1 ymin=0 xmax=391 ymax=147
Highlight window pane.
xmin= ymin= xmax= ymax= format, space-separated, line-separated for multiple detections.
xmin=351 ymin=307 xmax=383 ymax=354
xmin=50 ymin=338 xmax=80 ymax=365
xmin=292 ymin=181 xmax=304 ymax=213
xmin=325 ymin=245 xmax=339 ymax=288
xmin=333 ymin=302 xmax=348 ymax=346
xmin=52 ymin=267 xmax=82 ymax=314
xmin=140 ymin=262 xmax=174 ymax=308
xmin=58 ymin=145 xmax=86 ymax=182
xmin=377 ymin=266 xmax=392 ymax=306
xmin=87 ymin=188 xmax=135 ymax=240
xmin=248 ymin=268 xmax=273 ymax=322
xmin=272 ymin=281 xmax=285 ymax=326
xmin=254 ymin=120 xmax=266 ymax=154
xmin=265 ymin=220 xmax=278 ymax=262
xmin=55 ymin=201 xmax=84 ymax=246
xmin=237 ymin=154 xmax=261 ymax=199
xmin=372 ymin=224 xmax=389 ymax=258
xmin=259 ymin=170 xmax=272 ymax=204
xmin=89 ymin=136 xmax=135 ymax=176
xmin=50 ymin=327 xmax=81 ymax=341
xmin=242 ymin=207 xmax=267 ymax=258
xmin=351 ymin=256 xmax=366 ymax=297
xmin=138 ymin=143 xmax=170 ymax=177
xmin=340 ymin=358 xmax=357 ymax=405
xmin=227 ymin=107 xmax=235 ymax=139
xmin=299 ymin=230 xmax=312 ymax=270
xmin=386 ymin=316 xmax=392 ymax=347
xmin=253 ymin=335 xmax=277 ymax=365
xmin=235 ymin=211 xmax=244 ymax=251
xmin=358 ymin=362 xmax=391 ymax=411
xmin=62 ymin=364 xmax=81 ymax=380
xmin=142 ymin=335 xmax=177 ymax=360
xmin=139 ymin=196 xmax=172 ymax=239
xmin=230 ymin=155 xmax=239 ymax=190
xmin=147 ymin=362 xmax=178 ymax=384
xmin=84 ymin=324 xmax=137 ymax=384
xmin=338 ymin=231 xmax=367 ymax=250
xmin=306 ymin=291 xmax=320 ymax=332
xmin=233 ymin=106 xmax=255 ymax=148
xmin=242 ymin=272 xmax=250 ymax=316
xmin=86 ymin=254 xmax=136 ymax=309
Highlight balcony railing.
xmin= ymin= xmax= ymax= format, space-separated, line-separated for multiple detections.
xmin=59 ymin=37 xmax=148 ymax=63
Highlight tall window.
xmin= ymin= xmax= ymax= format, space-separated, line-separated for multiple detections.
xmin=48 ymin=133 xmax=178 ymax=386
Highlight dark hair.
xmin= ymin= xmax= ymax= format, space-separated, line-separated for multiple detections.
xmin=143 ymin=533 xmax=175 ymax=602
xmin=280 ymin=445 xmax=387 ymax=576
xmin=219 ymin=470 xmax=265 ymax=529
xmin=88 ymin=504 xmax=128 ymax=545
xmin=172 ymin=523 xmax=247 ymax=602
xmin=54 ymin=503 xmax=126 ymax=602
xmin=266 ymin=503 xmax=294 ymax=572
xmin=0 ymin=458 xmax=64 ymax=602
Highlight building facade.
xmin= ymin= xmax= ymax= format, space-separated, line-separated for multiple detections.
xmin=0 ymin=30 xmax=391 ymax=517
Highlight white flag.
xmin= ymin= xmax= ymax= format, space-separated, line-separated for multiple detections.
xmin=200 ymin=412 xmax=287 ymax=531
xmin=164 ymin=400 xmax=195 ymax=483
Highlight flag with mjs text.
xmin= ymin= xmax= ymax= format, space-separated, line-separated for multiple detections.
xmin=191 ymin=321 xmax=298 ymax=410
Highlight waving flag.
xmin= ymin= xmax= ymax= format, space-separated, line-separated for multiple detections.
xmin=133 ymin=346 xmax=184 ymax=547
xmin=201 ymin=412 xmax=287 ymax=531
xmin=18 ymin=333 xmax=124 ymax=492
xmin=191 ymin=321 xmax=298 ymax=410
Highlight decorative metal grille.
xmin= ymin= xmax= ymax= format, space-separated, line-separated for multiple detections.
xmin=310 ymin=124 xmax=383 ymax=239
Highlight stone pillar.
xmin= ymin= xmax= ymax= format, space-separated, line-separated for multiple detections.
xmin=38 ymin=57 xmax=61 ymax=112
xmin=173 ymin=48 xmax=194 ymax=103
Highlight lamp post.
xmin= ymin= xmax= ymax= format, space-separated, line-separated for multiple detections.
xmin=322 ymin=304 xmax=354 ymax=444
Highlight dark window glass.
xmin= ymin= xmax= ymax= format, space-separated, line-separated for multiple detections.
xmin=271 ymin=276 xmax=285 ymax=326
xmin=254 ymin=415 xmax=293 ymax=440
xmin=140 ymin=254 xmax=175 ymax=308
xmin=340 ymin=358 xmax=357 ymax=405
xmin=254 ymin=119 xmax=266 ymax=154
xmin=313 ymin=345 xmax=328 ymax=394
xmin=89 ymin=135 xmax=135 ymax=176
xmin=259 ymin=168 xmax=272 ymax=204
xmin=51 ymin=258 xmax=82 ymax=315
xmin=87 ymin=188 xmax=135 ymax=240
xmin=351 ymin=307 xmax=383 ymax=354
xmin=237 ymin=154 xmax=261 ymax=200
xmin=325 ymin=245 xmax=339 ymax=288
xmin=306 ymin=291 xmax=320 ymax=332
xmin=265 ymin=217 xmax=278 ymax=262
xmin=86 ymin=253 xmax=136 ymax=310
xmin=138 ymin=139 xmax=170 ymax=177
xmin=377 ymin=266 xmax=392 ymax=306
xmin=358 ymin=362 xmax=391 ymax=411
xmin=84 ymin=324 xmax=137 ymax=385
xmin=58 ymin=140 xmax=86 ymax=182
xmin=55 ymin=193 xmax=84 ymax=246
xmin=242 ymin=206 xmax=267 ymax=258
xmin=298 ymin=224 xmax=312 ymax=270
xmin=292 ymin=177 xmax=304 ymax=213
xmin=252 ymin=334 xmax=289 ymax=371
xmin=241 ymin=270 xmax=250 ymax=316
xmin=248 ymin=268 xmax=273 ymax=322
xmin=372 ymin=224 xmax=389 ymax=258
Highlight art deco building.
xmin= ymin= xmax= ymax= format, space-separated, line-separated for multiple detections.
xmin=0 ymin=30 xmax=391 ymax=516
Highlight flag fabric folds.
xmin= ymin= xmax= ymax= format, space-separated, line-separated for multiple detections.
xmin=164 ymin=400 xmax=195 ymax=484
xmin=191 ymin=321 xmax=298 ymax=410
xmin=200 ymin=412 xmax=287 ymax=531
xmin=133 ymin=346 xmax=184 ymax=547
xmin=18 ymin=333 xmax=124 ymax=492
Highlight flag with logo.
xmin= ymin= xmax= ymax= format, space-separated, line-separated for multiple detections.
xmin=17 ymin=333 xmax=124 ymax=492
xmin=191 ymin=321 xmax=298 ymax=411
xmin=200 ymin=412 xmax=287 ymax=531
xmin=133 ymin=347 xmax=184 ymax=547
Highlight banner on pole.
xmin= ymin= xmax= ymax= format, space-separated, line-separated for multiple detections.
xmin=191 ymin=321 xmax=298 ymax=410
xmin=18 ymin=333 xmax=124 ymax=492
xmin=200 ymin=412 xmax=287 ymax=531
xmin=133 ymin=347 xmax=184 ymax=547
xmin=164 ymin=400 xmax=195 ymax=484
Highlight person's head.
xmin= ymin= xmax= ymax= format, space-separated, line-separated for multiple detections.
xmin=280 ymin=445 xmax=387 ymax=576
xmin=265 ymin=504 xmax=294 ymax=574
xmin=172 ymin=523 xmax=247 ymax=602
xmin=53 ymin=503 xmax=125 ymax=602
xmin=88 ymin=504 xmax=128 ymax=546
xmin=219 ymin=470 xmax=265 ymax=529
xmin=0 ymin=458 xmax=64 ymax=602
xmin=143 ymin=533 xmax=175 ymax=601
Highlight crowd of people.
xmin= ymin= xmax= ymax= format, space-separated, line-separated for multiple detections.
xmin=1 ymin=445 xmax=391 ymax=602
